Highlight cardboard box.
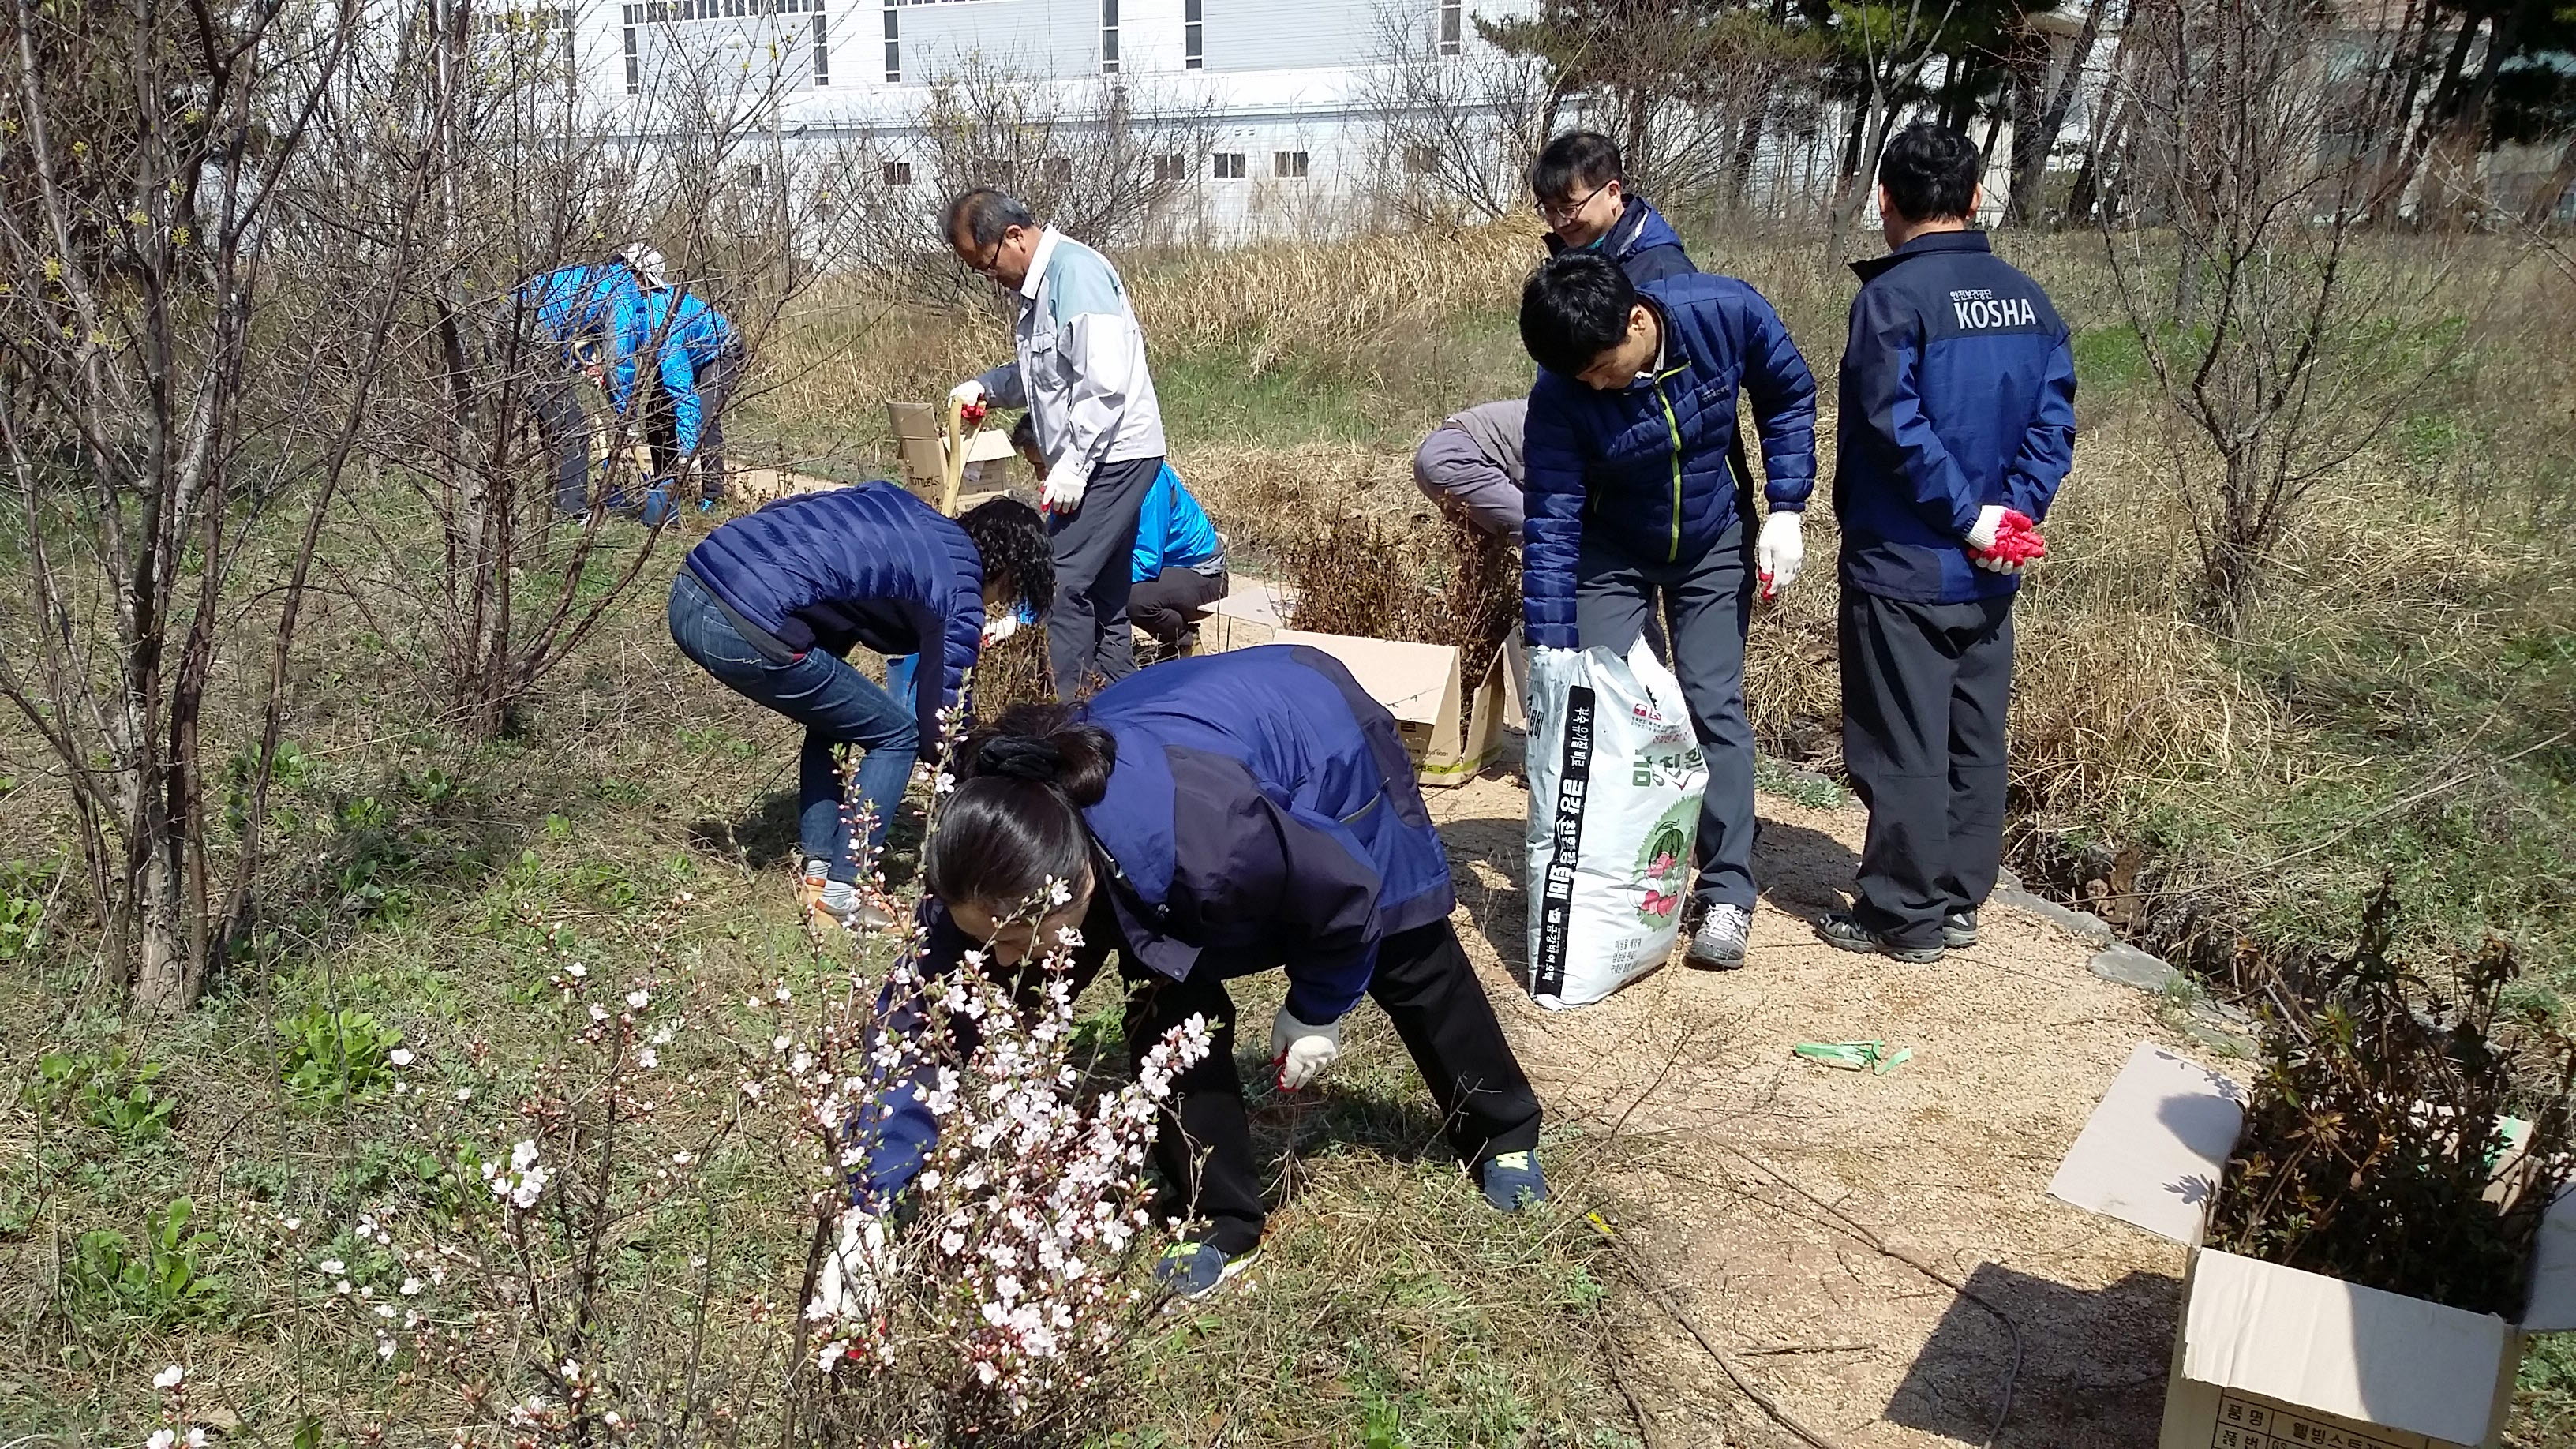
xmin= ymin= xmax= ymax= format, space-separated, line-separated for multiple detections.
xmin=2048 ymin=1042 xmax=2576 ymax=1449
xmin=1265 ymin=629 xmax=1500 ymax=788
xmin=1199 ymin=576 xmax=1292 ymax=654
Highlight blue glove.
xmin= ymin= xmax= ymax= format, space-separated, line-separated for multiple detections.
xmin=640 ymin=477 xmax=676 ymax=526
xmin=695 ymin=497 xmax=718 ymax=515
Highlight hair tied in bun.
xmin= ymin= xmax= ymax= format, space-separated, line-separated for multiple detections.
xmin=975 ymin=736 xmax=1063 ymax=784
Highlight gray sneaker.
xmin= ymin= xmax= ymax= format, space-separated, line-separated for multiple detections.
xmin=1941 ymin=910 xmax=1979 ymax=949
xmin=1683 ymin=904 xmax=1750 ymax=970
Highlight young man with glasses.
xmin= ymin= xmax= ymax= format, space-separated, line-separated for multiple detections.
xmin=945 ymin=187 xmax=1167 ymax=700
xmin=1531 ymin=132 xmax=1695 ymax=287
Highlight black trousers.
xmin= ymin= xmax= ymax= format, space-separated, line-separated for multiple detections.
xmin=1046 ymin=455 xmax=1159 ymax=698
xmin=1129 ymin=565 xmax=1228 ymax=652
xmin=1009 ymin=902 xmax=1543 ymax=1257
xmin=534 ymin=373 xmax=596 ymax=514
xmin=1839 ymin=588 xmax=2016 ymax=950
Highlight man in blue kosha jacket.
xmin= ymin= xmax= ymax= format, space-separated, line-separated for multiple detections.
xmin=1519 ymin=253 xmax=1818 ymax=971
xmin=1533 ymin=131 xmax=1696 ymax=286
xmin=1818 ymin=122 xmax=2077 ymax=963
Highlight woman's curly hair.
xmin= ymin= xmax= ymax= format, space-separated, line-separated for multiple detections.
xmin=958 ymin=496 xmax=1054 ymax=620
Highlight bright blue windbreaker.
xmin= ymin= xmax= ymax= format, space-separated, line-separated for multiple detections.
xmin=1131 ymin=463 xmax=1223 ymax=582
xmin=513 ymin=264 xmax=645 ymax=369
xmin=616 ymin=290 xmax=740 ymax=455
xmin=1833 ymin=230 xmax=2077 ymax=603
xmin=1521 ymin=272 xmax=1818 ymax=650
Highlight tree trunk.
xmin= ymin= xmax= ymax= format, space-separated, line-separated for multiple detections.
xmin=2009 ymin=0 xmax=2114 ymax=227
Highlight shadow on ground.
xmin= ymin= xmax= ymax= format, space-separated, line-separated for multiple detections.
xmin=1885 ymin=1262 xmax=2178 ymax=1447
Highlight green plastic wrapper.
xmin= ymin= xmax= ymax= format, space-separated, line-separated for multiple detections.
xmin=1792 ymin=1040 xmax=1913 ymax=1075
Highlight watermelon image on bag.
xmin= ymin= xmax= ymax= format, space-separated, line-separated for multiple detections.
xmin=1523 ymin=636 xmax=1710 ymax=1009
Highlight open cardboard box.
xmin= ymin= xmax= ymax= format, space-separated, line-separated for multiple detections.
xmin=2049 ymin=1042 xmax=2576 ymax=1448
xmin=1196 ymin=580 xmax=1520 ymax=788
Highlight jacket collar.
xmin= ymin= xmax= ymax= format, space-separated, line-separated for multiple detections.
xmin=1019 ymin=226 xmax=1063 ymax=301
xmin=1849 ymin=227 xmax=1991 ymax=283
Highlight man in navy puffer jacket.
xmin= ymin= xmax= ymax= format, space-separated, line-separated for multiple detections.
xmin=1520 ymin=253 xmax=1818 ymax=970
xmin=1818 ymin=122 xmax=2076 ymax=963
xmin=1533 ymin=131 xmax=1697 ymax=286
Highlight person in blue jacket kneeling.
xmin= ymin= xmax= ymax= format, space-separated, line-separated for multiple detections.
xmin=850 ymin=646 xmax=1547 ymax=1299
xmin=669 ymin=483 xmax=1052 ymax=932
xmin=1013 ymin=412 xmax=1227 ymax=659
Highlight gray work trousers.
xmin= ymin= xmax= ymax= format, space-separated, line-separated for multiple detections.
xmin=1573 ymin=520 xmax=1759 ymax=913
xmin=1046 ymin=454 xmax=1159 ymax=699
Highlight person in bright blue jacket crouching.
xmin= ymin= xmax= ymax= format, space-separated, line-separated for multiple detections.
xmin=842 ymin=646 xmax=1547 ymax=1301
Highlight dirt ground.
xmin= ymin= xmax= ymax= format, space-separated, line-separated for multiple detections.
xmin=1428 ymin=772 xmax=2189 ymax=1449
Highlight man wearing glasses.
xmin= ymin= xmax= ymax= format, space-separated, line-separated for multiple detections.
xmin=946 ymin=188 xmax=1167 ymax=700
xmin=1532 ymin=132 xmax=1696 ymax=287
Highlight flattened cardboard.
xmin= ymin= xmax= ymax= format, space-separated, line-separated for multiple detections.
xmin=1267 ymin=629 xmax=1485 ymax=787
xmin=1200 ymin=576 xmax=1291 ymax=653
xmin=2181 ymin=1249 xmax=2513 ymax=1447
xmin=2522 ymin=1185 xmax=2576 ymax=1331
xmin=2046 ymin=1040 xmax=2245 ymax=1245
xmin=2161 ymin=1381 xmax=2433 ymax=1449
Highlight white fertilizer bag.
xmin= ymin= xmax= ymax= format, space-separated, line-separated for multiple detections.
xmin=1523 ymin=638 xmax=1709 ymax=1009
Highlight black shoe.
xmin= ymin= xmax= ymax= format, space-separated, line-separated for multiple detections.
xmin=1941 ymin=910 xmax=1979 ymax=949
xmin=1818 ymin=912 xmax=1945 ymax=964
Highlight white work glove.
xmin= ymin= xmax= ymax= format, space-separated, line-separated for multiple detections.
xmin=1039 ymin=473 xmax=1086 ymax=515
xmin=947 ymin=379 xmax=987 ymax=411
xmin=981 ymin=611 xmax=1020 ymax=645
xmin=1267 ymin=1008 xmax=1343 ymax=1091
xmin=1974 ymin=550 xmax=2027 ymax=575
xmin=1755 ymin=511 xmax=1805 ymax=599
xmin=809 ymin=1208 xmax=892 ymax=1321
xmin=1964 ymin=504 xmax=2007 ymax=552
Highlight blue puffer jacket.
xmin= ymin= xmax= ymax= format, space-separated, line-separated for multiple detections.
xmin=1546 ymin=195 xmax=1697 ymax=286
xmin=850 ymin=646 xmax=1455 ymax=1202
xmin=1522 ymin=273 xmax=1819 ymax=649
xmin=680 ymin=482 xmax=982 ymax=760
xmin=1835 ymin=231 xmax=2077 ymax=604
xmin=513 ymin=264 xmax=646 ymax=369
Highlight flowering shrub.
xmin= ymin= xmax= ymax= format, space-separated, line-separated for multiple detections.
xmin=794 ymin=897 xmax=1211 ymax=1443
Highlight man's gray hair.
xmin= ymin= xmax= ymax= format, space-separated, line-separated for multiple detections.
xmin=945 ymin=188 xmax=1037 ymax=248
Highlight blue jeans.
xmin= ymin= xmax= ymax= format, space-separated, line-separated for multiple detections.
xmin=668 ymin=572 xmax=917 ymax=884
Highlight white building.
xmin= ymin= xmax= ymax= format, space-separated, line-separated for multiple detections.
xmin=545 ymin=0 xmax=1536 ymax=242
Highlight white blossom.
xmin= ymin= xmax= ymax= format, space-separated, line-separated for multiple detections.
xmin=152 ymin=1364 xmax=184 ymax=1390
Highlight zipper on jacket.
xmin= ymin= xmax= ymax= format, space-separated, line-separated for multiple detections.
xmin=1653 ymin=369 xmax=1687 ymax=563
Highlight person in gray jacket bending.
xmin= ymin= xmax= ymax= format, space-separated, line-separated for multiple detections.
xmin=1412 ymin=399 xmax=1528 ymax=540
xmin=947 ymin=189 xmax=1167 ymax=700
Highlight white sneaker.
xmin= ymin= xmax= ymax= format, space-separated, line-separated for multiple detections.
xmin=1684 ymin=904 xmax=1750 ymax=969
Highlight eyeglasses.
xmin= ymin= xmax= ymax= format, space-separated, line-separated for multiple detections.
xmin=1534 ymin=180 xmax=1611 ymax=225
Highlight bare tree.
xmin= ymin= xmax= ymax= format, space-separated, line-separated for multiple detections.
xmin=1822 ymin=0 xmax=1963 ymax=266
xmin=294 ymin=0 xmax=841 ymax=738
xmin=1357 ymin=8 xmax=1558 ymax=225
xmin=2103 ymin=0 xmax=2461 ymax=622
xmin=0 ymin=0 xmax=390 ymax=1011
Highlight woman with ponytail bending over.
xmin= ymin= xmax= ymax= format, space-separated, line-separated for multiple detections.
xmin=859 ymin=644 xmax=1546 ymax=1299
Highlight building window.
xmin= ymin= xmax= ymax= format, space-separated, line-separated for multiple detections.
xmin=623 ymin=20 xmax=640 ymax=92
xmin=1274 ymin=150 xmax=1309 ymax=178
xmin=1184 ymin=0 xmax=1201 ymax=68
xmin=882 ymin=0 xmax=898 ymax=82
xmin=1153 ymin=153 xmax=1187 ymax=182
xmin=812 ymin=11 xmax=829 ymax=84
xmin=1405 ymin=144 xmax=1438 ymax=175
xmin=1099 ymin=0 xmax=1118 ymax=73
xmin=882 ymin=159 xmax=912 ymax=185
xmin=1212 ymin=152 xmax=1245 ymax=179
xmin=1438 ymin=0 xmax=1460 ymax=55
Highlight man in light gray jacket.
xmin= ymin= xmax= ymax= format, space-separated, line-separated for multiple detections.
xmin=947 ymin=189 xmax=1167 ymax=699
xmin=1412 ymin=399 xmax=1528 ymax=539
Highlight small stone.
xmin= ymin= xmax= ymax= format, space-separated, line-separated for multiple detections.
xmin=1992 ymin=886 xmax=2116 ymax=946
xmin=2090 ymin=942 xmax=2179 ymax=993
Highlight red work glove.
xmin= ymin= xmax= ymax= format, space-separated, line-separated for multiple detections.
xmin=1968 ymin=507 xmax=2048 ymax=574
xmin=958 ymin=399 xmax=989 ymax=427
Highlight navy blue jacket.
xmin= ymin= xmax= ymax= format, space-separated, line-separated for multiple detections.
xmin=681 ymin=482 xmax=982 ymax=760
xmin=852 ymin=646 xmax=1455 ymax=1202
xmin=1547 ymin=196 xmax=1697 ymax=286
xmin=1834 ymin=231 xmax=2077 ymax=603
xmin=1522 ymin=274 xmax=1819 ymax=649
